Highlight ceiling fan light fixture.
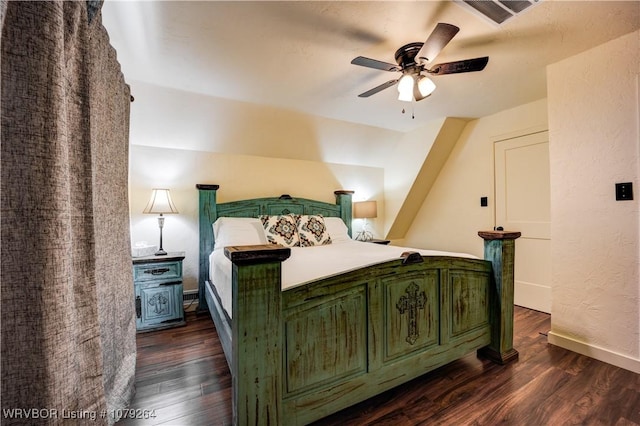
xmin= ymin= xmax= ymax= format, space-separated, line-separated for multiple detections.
xmin=397 ymin=74 xmax=415 ymax=102
xmin=351 ymin=22 xmax=489 ymax=101
xmin=417 ymin=76 xmax=436 ymax=97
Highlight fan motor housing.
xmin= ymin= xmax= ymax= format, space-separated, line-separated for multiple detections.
xmin=394 ymin=42 xmax=424 ymax=69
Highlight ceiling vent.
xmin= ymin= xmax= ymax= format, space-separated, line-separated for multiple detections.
xmin=457 ymin=0 xmax=541 ymax=25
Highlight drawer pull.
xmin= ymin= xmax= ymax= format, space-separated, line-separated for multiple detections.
xmin=135 ymin=296 xmax=141 ymax=319
xmin=160 ymin=281 xmax=182 ymax=286
xmin=144 ymin=267 xmax=170 ymax=275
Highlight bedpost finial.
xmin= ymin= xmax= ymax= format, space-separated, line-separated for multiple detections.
xmin=196 ymin=184 xmax=220 ymax=191
xmin=478 ymin=230 xmax=521 ymax=240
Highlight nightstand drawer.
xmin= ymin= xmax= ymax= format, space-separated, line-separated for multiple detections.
xmin=133 ymin=260 xmax=182 ymax=283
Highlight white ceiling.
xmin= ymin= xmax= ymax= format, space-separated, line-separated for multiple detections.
xmin=102 ymin=1 xmax=639 ymax=133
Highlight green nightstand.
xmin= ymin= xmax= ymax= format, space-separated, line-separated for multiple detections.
xmin=133 ymin=252 xmax=186 ymax=332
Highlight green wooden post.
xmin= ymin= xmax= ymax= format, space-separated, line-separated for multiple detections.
xmin=225 ymin=245 xmax=291 ymax=426
xmin=196 ymin=184 xmax=220 ymax=315
xmin=334 ymin=190 xmax=354 ymax=237
xmin=477 ymin=230 xmax=521 ymax=364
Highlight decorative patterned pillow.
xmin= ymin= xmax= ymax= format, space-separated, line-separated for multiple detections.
xmin=260 ymin=215 xmax=300 ymax=247
xmin=296 ymin=215 xmax=332 ymax=247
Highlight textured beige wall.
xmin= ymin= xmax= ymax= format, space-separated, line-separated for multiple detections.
xmin=127 ymin=80 xmax=402 ymax=168
xmin=384 ymin=118 xmax=470 ymax=241
xmin=402 ymin=99 xmax=548 ymax=256
xmin=129 ymin=145 xmax=384 ymax=292
xmin=382 ymin=118 xmax=447 ymax=238
xmin=126 ymin=82 xmax=396 ymax=292
xmin=547 ymin=30 xmax=639 ymax=372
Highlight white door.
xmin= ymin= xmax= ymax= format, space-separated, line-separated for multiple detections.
xmin=494 ymin=131 xmax=551 ymax=313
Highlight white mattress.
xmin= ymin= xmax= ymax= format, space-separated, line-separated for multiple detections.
xmin=209 ymin=240 xmax=476 ymax=318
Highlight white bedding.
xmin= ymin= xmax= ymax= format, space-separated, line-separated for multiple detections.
xmin=209 ymin=239 xmax=477 ymax=318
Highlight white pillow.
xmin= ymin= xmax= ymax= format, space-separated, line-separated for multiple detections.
xmin=323 ymin=217 xmax=352 ymax=243
xmin=212 ymin=217 xmax=267 ymax=251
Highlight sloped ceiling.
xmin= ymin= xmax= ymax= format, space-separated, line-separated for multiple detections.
xmin=102 ymin=1 xmax=639 ymax=134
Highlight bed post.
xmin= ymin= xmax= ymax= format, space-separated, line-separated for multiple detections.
xmin=477 ymin=230 xmax=521 ymax=364
xmin=196 ymin=184 xmax=220 ymax=315
xmin=225 ymin=245 xmax=291 ymax=426
xmin=334 ymin=190 xmax=354 ymax=237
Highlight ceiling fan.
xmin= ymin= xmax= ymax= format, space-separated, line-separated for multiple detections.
xmin=351 ymin=23 xmax=489 ymax=102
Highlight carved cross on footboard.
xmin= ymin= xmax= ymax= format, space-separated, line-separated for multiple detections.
xmin=396 ymin=282 xmax=427 ymax=345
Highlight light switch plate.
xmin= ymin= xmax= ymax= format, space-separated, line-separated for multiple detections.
xmin=615 ymin=182 xmax=633 ymax=201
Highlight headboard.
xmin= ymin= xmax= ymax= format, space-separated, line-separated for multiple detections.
xmin=195 ymin=184 xmax=354 ymax=313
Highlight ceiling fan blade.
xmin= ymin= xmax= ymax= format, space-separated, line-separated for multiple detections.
xmin=358 ymin=79 xmax=399 ymax=97
xmin=429 ymin=57 xmax=489 ymax=75
xmin=416 ymin=23 xmax=459 ymax=64
xmin=351 ymin=56 xmax=400 ymax=72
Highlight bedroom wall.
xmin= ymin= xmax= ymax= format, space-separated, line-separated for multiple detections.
xmin=401 ymin=99 xmax=549 ymax=256
xmin=404 ymin=31 xmax=640 ymax=373
xmin=126 ymin=82 xmax=393 ymax=293
xmin=127 ymin=81 xmax=452 ymax=293
xmin=547 ymin=30 xmax=640 ymax=373
xmin=382 ymin=117 xmax=447 ymax=237
xmin=129 ymin=145 xmax=384 ymax=293
xmin=384 ymin=117 xmax=470 ymax=241
xmin=127 ymin=81 xmax=402 ymax=168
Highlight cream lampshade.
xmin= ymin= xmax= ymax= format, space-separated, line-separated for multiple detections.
xmin=143 ymin=189 xmax=179 ymax=256
xmin=353 ymin=200 xmax=377 ymax=241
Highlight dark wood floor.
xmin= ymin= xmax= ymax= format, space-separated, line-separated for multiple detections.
xmin=118 ymin=307 xmax=639 ymax=425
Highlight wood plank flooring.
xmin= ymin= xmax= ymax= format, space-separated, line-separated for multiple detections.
xmin=118 ymin=307 xmax=639 ymax=425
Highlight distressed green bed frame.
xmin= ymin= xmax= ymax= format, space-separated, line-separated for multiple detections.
xmin=196 ymin=184 xmax=520 ymax=425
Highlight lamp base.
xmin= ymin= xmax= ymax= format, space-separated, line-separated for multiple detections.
xmin=354 ymin=230 xmax=374 ymax=242
xmin=155 ymin=215 xmax=167 ymax=256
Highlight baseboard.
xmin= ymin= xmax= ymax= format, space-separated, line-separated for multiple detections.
xmin=547 ymin=331 xmax=640 ymax=374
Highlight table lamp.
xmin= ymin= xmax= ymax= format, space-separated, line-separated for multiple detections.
xmin=353 ymin=200 xmax=377 ymax=241
xmin=143 ymin=188 xmax=179 ymax=256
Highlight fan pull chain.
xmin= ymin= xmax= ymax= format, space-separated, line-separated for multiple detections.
xmin=400 ymin=106 xmax=416 ymax=119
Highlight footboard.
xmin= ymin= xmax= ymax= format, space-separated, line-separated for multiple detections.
xmin=224 ymin=231 xmax=520 ymax=425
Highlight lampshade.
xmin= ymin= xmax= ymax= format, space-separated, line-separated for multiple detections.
xmin=353 ymin=201 xmax=377 ymax=219
xmin=143 ymin=189 xmax=179 ymax=214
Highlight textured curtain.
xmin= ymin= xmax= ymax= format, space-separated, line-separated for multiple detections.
xmin=1 ymin=1 xmax=136 ymax=425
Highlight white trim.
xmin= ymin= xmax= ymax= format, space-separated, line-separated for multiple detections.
xmin=491 ymin=124 xmax=548 ymax=144
xmin=547 ymin=331 xmax=640 ymax=374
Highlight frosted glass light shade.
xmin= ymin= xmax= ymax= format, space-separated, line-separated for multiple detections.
xmin=397 ymin=74 xmax=414 ymax=102
xmin=417 ymin=76 xmax=436 ymax=97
